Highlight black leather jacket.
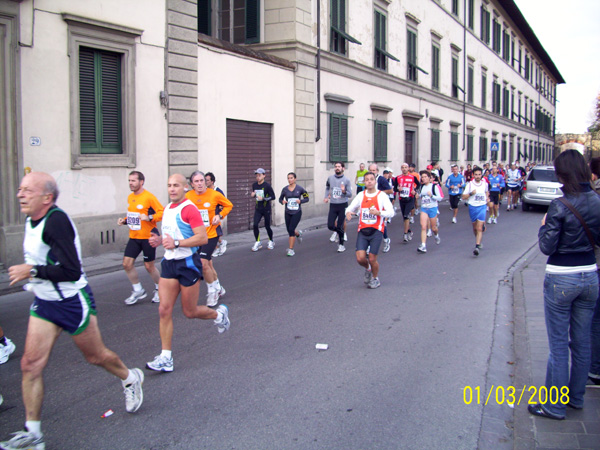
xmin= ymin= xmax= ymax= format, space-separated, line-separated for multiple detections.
xmin=538 ymin=184 xmax=600 ymax=257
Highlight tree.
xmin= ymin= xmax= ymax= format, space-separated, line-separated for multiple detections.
xmin=588 ymin=92 xmax=600 ymax=133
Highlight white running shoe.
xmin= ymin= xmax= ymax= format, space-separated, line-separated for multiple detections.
xmin=124 ymin=289 xmax=147 ymax=305
xmin=407 ymin=230 xmax=413 ymax=241
xmin=383 ymin=238 xmax=391 ymax=253
xmin=473 ymin=246 xmax=480 ymax=256
xmin=409 ymin=216 xmax=414 ymax=224
xmin=146 ymin=354 xmax=173 ymax=372
xmin=0 ymin=338 xmax=16 ymax=364
xmin=219 ymin=286 xmax=226 ymax=297
xmin=487 ymin=217 xmax=493 ymax=224
xmin=403 ymin=234 xmax=409 ymax=243
xmin=452 ymin=217 xmax=457 ymax=224
xmin=212 ymin=246 xmax=221 ymax=257
xmin=507 ymin=205 xmax=511 ymax=211
xmin=0 ymin=430 xmax=45 ymax=450
xmin=337 ymin=244 xmax=346 ymax=253
xmin=286 ymin=248 xmax=295 ymax=257
xmin=434 ymin=234 xmax=441 ymax=245
xmin=367 ymin=277 xmax=381 ymax=289
xmin=123 ymin=368 xmax=144 ymax=413
xmin=297 ymin=230 xmax=303 ymax=242
xmin=493 ymin=217 xmax=497 ymax=224
xmin=364 ymin=269 xmax=373 ymax=284
xmin=151 ymin=289 xmax=160 ymax=303
xmin=219 ymin=240 xmax=227 ymax=255
xmin=215 ymin=304 xmax=230 ymax=333
xmin=206 ymin=289 xmax=219 ymax=307
xmin=427 ymin=229 xmax=432 ymax=238
xmin=417 ymin=243 xmax=427 ymax=253
xmin=329 ymin=232 xmax=337 ymax=242
xmin=267 ymin=240 xmax=275 ymax=250
xmin=344 ymin=233 xmax=348 ymax=241
xmin=252 ymin=241 xmax=262 ymax=252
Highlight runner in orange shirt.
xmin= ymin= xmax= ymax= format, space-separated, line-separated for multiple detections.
xmin=186 ymin=171 xmax=233 ymax=307
xmin=118 ymin=171 xmax=164 ymax=305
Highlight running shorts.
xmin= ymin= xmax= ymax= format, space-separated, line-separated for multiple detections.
xmin=198 ymin=237 xmax=219 ymax=261
xmin=469 ymin=204 xmax=487 ymax=222
xmin=489 ymin=191 xmax=500 ymax=205
xmin=399 ymin=198 xmax=415 ymax=220
xmin=507 ymin=185 xmax=519 ymax=192
xmin=160 ymin=255 xmax=203 ymax=287
xmin=356 ymin=228 xmax=384 ymax=255
xmin=421 ymin=207 xmax=439 ymax=219
xmin=449 ymin=194 xmax=461 ymax=209
xmin=124 ymin=238 xmax=156 ymax=262
xmin=30 ymin=285 xmax=97 ymax=335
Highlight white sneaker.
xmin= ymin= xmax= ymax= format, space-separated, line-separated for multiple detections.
xmin=426 ymin=229 xmax=432 ymax=238
xmin=337 ymin=244 xmax=346 ymax=253
xmin=215 ymin=304 xmax=230 ymax=333
xmin=434 ymin=234 xmax=441 ymax=245
xmin=124 ymin=289 xmax=147 ymax=305
xmin=252 ymin=241 xmax=262 ymax=252
xmin=206 ymin=289 xmax=219 ymax=307
xmin=507 ymin=205 xmax=511 ymax=211
xmin=0 ymin=338 xmax=16 ymax=364
xmin=451 ymin=217 xmax=457 ymax=224
xmin=417 ymin=243 xmax=427 ymax=253
xmin=383 ymin=238 xmax=391 ymax=253
xmin=267 ymin=240 xmax=275 ymax=250
xmin=487 ymin=217 xmax=492 ymax=224
xmin=403 ymin=234 xmax=409 ymax=243
xmin=344 ymin=233 xmax=348 ymax=241
xmin=151 ymin=289 xmax=160 ymax=303
xmin=219 ymin=240 xmax=227 ymax=255
xmin=219 ymin=286 xmax=226 ymax=297
xmin=0 ymin=430 xmax=45 ymax=450
xmin=146 ymin=354 xmax=173 ymax=372
xmin=123 ymin=368 xmax=144 ymax=413
xmin=493 ymin=217 xmax=497 ymax=224
xmin=296 ymin=230 xmax=303 ymax=242
xmin=286 ymin=248 xmax=295 ymax=257
xmin=212 ymin=246 xmax=221 ymax=257
xmin=367 ymin=277 xmax=381 ymax=289
xmin=364 ymin=269 xmax=373 ymax=284
xmin=407 ymin=230 xmax=413 ymax=241
xmin=409 ymin=216 xmax=414 ymax=224
xmin=329 ymin=232 xmax=337 ymax=242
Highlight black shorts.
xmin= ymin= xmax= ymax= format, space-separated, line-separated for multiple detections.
xmin=160 ymin=255 xmax=203 ymax=287
xmin=356 ymin=228 xmax=384 ymax=255
xmin=399 ymin=198 xmax=415 ymax=219
xmin=489 ymin=191 xmax=500 ymax=205
xmin=449 ymin=194 xmax=461 ymax=209
xmin=508 ymin=185 xmax=519 ymax=192
xmin=124 ymin=238 xmax=156 ymax=262
xmin=198 ymin=237 xmax=219 ymax=261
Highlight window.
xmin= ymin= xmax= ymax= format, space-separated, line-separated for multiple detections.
xmin=524 ymin=55 xmax=530 ymax=81
xmin=467 ymin=134 xmax=474 ymax=161
xmin=467 ymin=0 xmax=474 ymax=30
xmin=407 ymin=28 xmax=418 ymax=82
xmin=492 ymin=79 xmax=501 ymax=114
xmin=374 ymin=10 xmax=398 ymax=71
xmin=198 ymin=0 xmax=211 ymax=35
xmin=492 ymin=19 xmax=501 ymax=53
xmin=431 ymin=128 xmax=440 ymax=161
xmin=480 ymin=7 xmax=490 ymax=44
xmin=501 ymin=139 xmax=507 ymax=161
xmin=524 ymin=96 xmax=528 ymax=124
xmin=450 ymin=132 xmax=459 ymax=161
xmin=65 ymin=14 xmax=140 ymax=168
xmin=511 ymin=88 xmax=515 ymax=120
xmin=452 ymin=0 xmax=459 ymax=16
xmin=518 ymin=94 xmax=522 ymax=123
xmin=431 ymin=43 xmax=440 ymax=91
xmin=481 ymin=71 xmax=487 ymax=109
xmin=451 ymin=54 xmax=459 ymax=98
xmin=502 ymin=30 xmax=510 ymax=62
xmin=467 ymin=64 xmax=474 ymax=104
xmin=329 ymin=113 xmax=348 ymax=162
xmin=480 ymin=136 xmax=488 ymax=161
xmin=509 ymin=140 xmax=514 ymax=163
xmin=374 ymin=120 xmax=388 ymax=162
xmin=511 ymin=38 xmax=515 ymax=68
xmin=217 ymin=0 xmax=260 ymax=44
xmin=502 ymin=86 xmax=509 ymax=117
xmin=330 ymin=0 xmax=361 ymax=55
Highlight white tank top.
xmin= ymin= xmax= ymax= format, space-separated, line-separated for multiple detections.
xmin=162 ymin=199 xmax=198 ymax=260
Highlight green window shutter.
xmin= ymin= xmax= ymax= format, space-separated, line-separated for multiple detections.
xmin=329 ymin=114 xmax=348 ymax=162
xmin=431 ymin=45 xmax=439 ymax=90
xmin=501 ymin=140 xmax=507 ymax=161
xmin=467 ymin=135 xmax=474 ymax=161
xmin=374 ymin=121 xmax=387 ymax=162
xmin=451 ymin=132 xmax=459 ymax=161
xmin=198 ymin=0 xmax=211 ymax=35
xmin=245 ymin=0 xmax=260 ymax=43
xmin=467 ymin=66 xmax=474 ymax=104
xmin=340 ymin=116 xmax=348 ymax=161
xmin=100 ymin=51 xmax=122 ymax=150
xmin=431 ymin=129 xmax=440 ymax=161
xmin=79 ymin=47 xmax=97 ymax=148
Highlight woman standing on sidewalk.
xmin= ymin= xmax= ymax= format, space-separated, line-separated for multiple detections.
xmin=589 ymin=157 xmax=600 ymax=387
xmin=529 ymin=150 xmax=600 ymax=420
xmin=279 ymin=172 xmax=309 ymax=257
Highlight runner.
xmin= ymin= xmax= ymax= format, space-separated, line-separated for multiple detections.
xmin=515 ymin=160 xmax=527 ymax=205
xmin=117 ymin=171 xmax=164 ymax=305
xmin=186 ymin=171 xmax=233 ymax=307
xmin=505 ymin=162 xmax=522 ymax=211
xmin=464 ymin=164 xmax=473 ymax=182
xmin=408 ymin=163 xmax=421 ymax=223
xmin=204 ymin=172 xmax=227 ymax=257
xmin=355 ymin=163 xmax=368 ymax=194
xmin=324 ymin=162 xmax=352 ymax=253
xmin=3 ymin=172 xmax=144 ymax=450
xmin=462 ymin=166 xmax=490 ymax=256
xmin=345 ymin=172 xmax=395 ymax=289
xmin=0 ymin=325 xmax=15 ymax=364
xmin=250 ymin=168 xmax=276 ymax=252
xmin=146 ymin=174 xmax=229 ymax=373
xmin=368 ymin=164 xmax=394 ymax=253
xmin=487 ymin=165 xmax=505 ymax=224
xmin=279 ymin=172 xmax=309 ymax=257
xmin=445 ymin=164 xmax=465 ymax=224
xmin=416 ymin=170 xmax=442 ymax=253
xmin=396 ymin=163 xmax=418 ymax=243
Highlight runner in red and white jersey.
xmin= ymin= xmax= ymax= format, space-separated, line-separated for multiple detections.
xmin=396 ymin=163 xmax=418 ymax=243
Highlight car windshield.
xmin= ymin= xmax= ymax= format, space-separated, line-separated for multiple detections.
xmin=528 ymin=169 xmax=558 ymax=182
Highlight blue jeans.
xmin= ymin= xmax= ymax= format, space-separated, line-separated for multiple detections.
xmin=542 ymin=271 xmax=598 ymax=417
xmin=590 ymin=271 xmax=600 ymax=379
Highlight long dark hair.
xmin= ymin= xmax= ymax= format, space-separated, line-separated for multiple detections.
xmin=553 ymin=150 xmax=591 ymax=195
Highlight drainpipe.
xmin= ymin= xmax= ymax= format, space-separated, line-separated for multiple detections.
xmin=462 ymin=0 xmax=467 ymax=154
xmin=315 ymin=0 xmax=321 ymax=142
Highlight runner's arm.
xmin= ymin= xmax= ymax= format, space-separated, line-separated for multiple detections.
xmin=150 ymin=195 xmax=164 ymax=222
xmin=300 ymin=188 xmax=309 ymax=204
xmin=377 ymin=193 xmax=395 ymax=219
xmin=264 ymin=185 xmax=276 ymax=202
xmin=38 ymin=211 xmax=82 ymax=282
xmin=216 ymin=193 xmax=233 ymax=218
xmin=345 ymin=193 xmax=362 ymax=216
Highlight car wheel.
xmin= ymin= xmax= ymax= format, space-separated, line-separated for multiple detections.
xmin=522 ymin=201 xmax=530 ymax=211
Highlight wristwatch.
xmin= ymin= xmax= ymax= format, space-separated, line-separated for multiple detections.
xmin=148 ymin=214 xmax=154 ymax=221
xmin=218 ymin=213 xmax=223 ymax=220
xmin=30 ymin=266 xmax=38 ymax=278
xmin=174 ymin=240 xmax=180 ymax=248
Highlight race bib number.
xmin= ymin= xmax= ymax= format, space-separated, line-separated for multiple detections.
xmin=127 ymin=212 xmax=141 ymax=230
xmin=360 ymin=208 xmax=377 ymax=224
xmin=475 ymin=193 xmax=486 ymax=203
xmin=255 ymin=189 xmax=264 ymax=201
xmin=400 ymin=187 xmax=410 ymax=198
xmin=357 ymin=176 xmax=364 ymax=184
xmin=332 ymin=187 xmax=342 ymax=200
xmin=421 ymin=196 xmax=432 ymax=206
xmin=200 ymin=209 xmax=210 ymax=227
xmin=287 ymin=198 xmax=300 ymax=211
xmin=451 ymin=186 xmax=459 ymax=194
xmin=492 ymin=183 xmax=499 ymax=189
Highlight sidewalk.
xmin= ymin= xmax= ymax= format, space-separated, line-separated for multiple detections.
xmin=513 ymin=247 xmax=600 ymax=450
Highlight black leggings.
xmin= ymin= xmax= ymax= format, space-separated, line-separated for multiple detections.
xmin=327 ymin=202 xmax=347 ymax=244
xmin=285 ymin=211 xmax=302 ymax=237
xmin=253 ymin=209 xmax=273 ymax=241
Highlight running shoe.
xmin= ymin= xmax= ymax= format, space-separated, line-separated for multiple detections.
xmin=286 ymin=248 xmax=295 ymax=257
xmin=434 ymin=234 xmax=441 ymax=245
xmin=151 ymin=289 xmax=160 ymax=303
xmin=364 ymin=269 xmax=373 ymax=284
xmin=252 ymin=241 xmax=262 ymax=252
xmin=407 ymin=230 xmax=413 ymax=241
xmin=417 ymin=243 xmax=427 ymax=253
xmin=124 ymin=289 xmax=147 ymax=305
xmin=507 ymin=205 xmax=511 ymax=211
xmin=409 ymin=216 xmax=414 ymax=224
xmin=219 ymin=286 xmax=226 ymax=297
xmin=215 ymin=304 xmax=230 ymax=333
xmin=473 ymin=245 xmax=480 ymax=256
xmin=451 ymin=217 xmax=457 ymax=224
xmin=487 ymin=217 xmax=492 ymax=224
xmin=267 ymin=240 xmax=275 ymax=250
xmin=403 ymin=234 xmax=409 ymax=243
xmin=0 ymin=338 xmax=16 ymax=364
xmin=383 ymin=238 xmax=391 ymax=253
xmin=330 ymin=232 xmax=337 ymax=242
xmin=415 ymin=208 xmax=420 ymax=214
xmin=219 ymin=240 xmax=227 ymax=255
xmin=426 ymin=229 xmax=432 ymax=238
xmin=587 ymin=377 xmax=600 ymax=388
xmin=337 ymin=244 xmax=346 ymax=253
xmin=482 ymin=224 xmax=486 ymax=233
xmin=206 ymin=289 xmax=219 ymax=307
xmin=297 ymin=230 xmax=303 ymax=242
xmin=0 ymin=430 xmax=45 ymax=450
xmin=493 ymin=217 xmax=497 ymax=224
xmin=212 ymin=248 xmax=220 ymax=257
xmin=123 ymin=368 xmax=144 ymax=413
xmin=344 ymin=233 xmax=348 ymax=241
xmin=146 ymin=354 xmax=173 ymax=372
xmin=367 ymin=277 xmax=381 ymax=289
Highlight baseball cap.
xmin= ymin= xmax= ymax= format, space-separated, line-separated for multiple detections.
xmin=254 ymin=168 xmax=266 ymax=174
xmin=384 ymin=167 xmax=393 ymax=173
xmin=426 ymin=164 xmax=433 ymax=170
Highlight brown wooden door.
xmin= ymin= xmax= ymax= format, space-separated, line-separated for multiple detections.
xmin=405 ymin=130 xmax=414 ymax=165
xmin=226 ymin=119 xmax=272 ymax=233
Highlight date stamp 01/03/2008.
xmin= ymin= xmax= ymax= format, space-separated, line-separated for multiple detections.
xmin=463 ymin=386 xmax=570 ymax=406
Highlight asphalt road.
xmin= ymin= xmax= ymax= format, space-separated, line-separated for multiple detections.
xmin=0 ymin=202 xmax=545 ymax=450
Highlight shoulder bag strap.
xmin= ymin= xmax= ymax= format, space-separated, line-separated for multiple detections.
xmin=557 ymin=197 xmax=596 ymax=247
